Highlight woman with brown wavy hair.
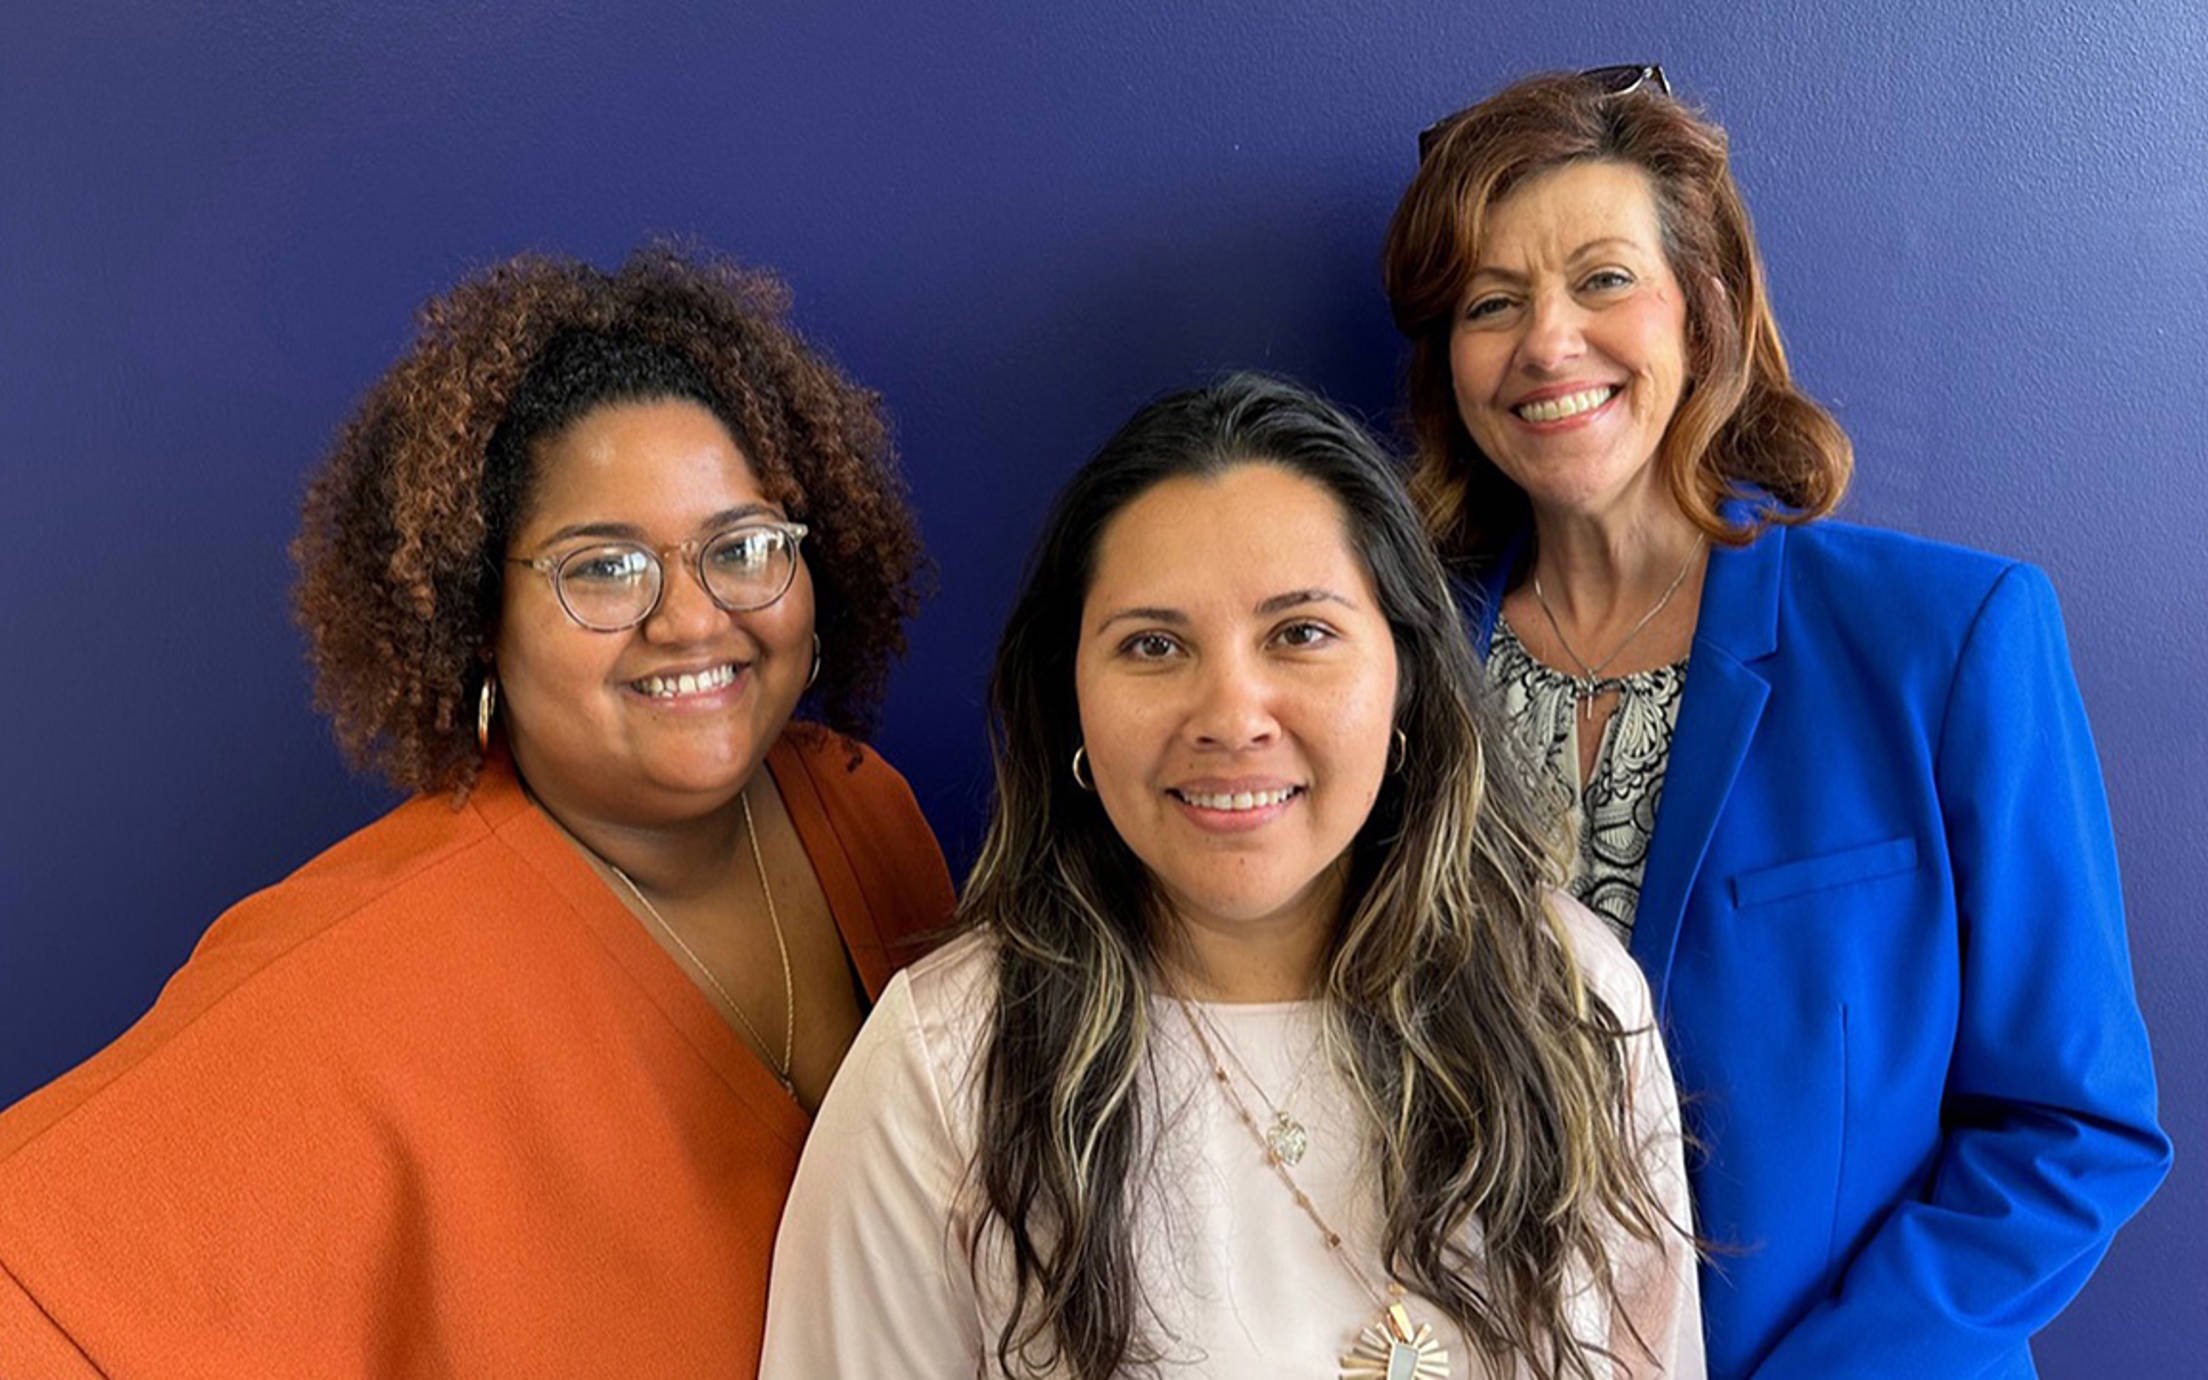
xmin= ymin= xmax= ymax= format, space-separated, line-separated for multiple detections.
xmin=1383 ymin=68 xmax=2166 ymax=1378
xmin=0 ymin=246 xmax=951 ymax=1378
xmin=763 ymin=372 xmax=1701 ymax=1378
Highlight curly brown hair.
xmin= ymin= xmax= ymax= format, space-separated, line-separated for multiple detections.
xmin=293 ymin=244 xmax=929 ymax=796
xmin=1383 ymin=71 xmax=1852 ymax=566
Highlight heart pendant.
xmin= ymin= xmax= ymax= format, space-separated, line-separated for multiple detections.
xmin=1264 ymin=1111 xmax=1309 ymax=1167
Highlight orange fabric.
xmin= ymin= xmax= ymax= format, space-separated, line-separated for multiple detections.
xmin=0 ymin=730 xmax=953 ymax=1379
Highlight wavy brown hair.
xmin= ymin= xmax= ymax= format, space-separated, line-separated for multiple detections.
xmin=964 ymin=373 xmax=1678 ymax=1378
xmin=1382 ymin=71 xmax=1852 ymax=565
xmin=292 ymin=244 xmax=928 ymax=795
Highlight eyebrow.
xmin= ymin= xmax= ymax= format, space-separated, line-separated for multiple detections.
xmin=537 ymin=503 xmax=782 ymax=547
xmin=1468 ymin=237 xmax=1644 ymax=282
xmin=1092 ymin=587 xmax=1357 ymax=635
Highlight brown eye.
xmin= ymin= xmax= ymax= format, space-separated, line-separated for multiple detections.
xmin=1121 ymin=632 xmax=1180 ymax=660
xmin=1273 ymin=620 xmax=1337 ymax=650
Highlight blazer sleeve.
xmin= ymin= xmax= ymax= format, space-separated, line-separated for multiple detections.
xmin=759 ymin=970 xmax=984 ymax=1376
xmin=0 ymin=1258 xmax=104 ymax=1379
xmin=1749 ymin=563 xmax=2170 ymax=1376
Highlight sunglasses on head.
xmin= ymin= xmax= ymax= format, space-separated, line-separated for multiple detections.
xmin=1416 ymin=64 xmax=1671 ymax=162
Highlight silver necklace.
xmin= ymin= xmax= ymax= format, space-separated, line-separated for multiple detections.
xmin=1179 ymin=997 xmax=1323 ymax=1166
xmin=1167 ymin=991 xmax=1449 ymax=1380
xmin=607 ymin=790 xmax=796 ymax=1095
xmin=1530 ymin=540 xmax=1702 ymax=720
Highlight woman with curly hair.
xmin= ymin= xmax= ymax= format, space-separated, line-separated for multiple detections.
xmin=1384 ymin=69 xmax=2166 ymax=1375
xmin=0 ymin=246 xmax=951 ymax=1378
xmin=762 ymin=373 xmax=1702 ymax=1378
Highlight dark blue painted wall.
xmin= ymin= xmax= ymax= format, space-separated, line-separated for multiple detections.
xmin=4 ymin=2 xmax=2200 ymax=1369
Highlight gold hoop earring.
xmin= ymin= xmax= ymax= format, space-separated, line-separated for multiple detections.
xmin=1071 ymin=745 xmax=1095 ymax=791
xmin=477 ymin=670 xmax=499 ymax=755
xmin=1389 ymin=727 xmax=1409 ymax=775
xmin=806 ymin=633 xmax=822 ymax=689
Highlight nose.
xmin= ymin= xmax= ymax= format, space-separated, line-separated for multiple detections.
xmin=1185 ymin=648 xmax=1279 ymax=752
xmin=640 ymin=545 xmax=724 ymax=645
xmin=1517 ymin=289 xmax=1588 ymax=375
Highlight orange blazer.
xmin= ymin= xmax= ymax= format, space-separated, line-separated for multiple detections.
xmin=0 ymin=730 xmax=953 ymax=1379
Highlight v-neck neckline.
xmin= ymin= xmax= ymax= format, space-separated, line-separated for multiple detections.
xmin=470 ymin=736 xmax=888 ymax=1153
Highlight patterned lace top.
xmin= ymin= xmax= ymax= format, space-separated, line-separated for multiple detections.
xmin=1489 ymin=615 xmax=1689 ymax=943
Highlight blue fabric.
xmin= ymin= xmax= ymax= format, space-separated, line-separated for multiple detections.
xmin=1463 ymin=516 xmax=2170 ymax=1379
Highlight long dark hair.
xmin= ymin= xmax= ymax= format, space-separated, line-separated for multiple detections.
xmin=963 ymin=372 xmax=1673 ymax=1378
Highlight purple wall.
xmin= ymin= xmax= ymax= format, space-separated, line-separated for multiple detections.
xmin=4 ymin=2 xmax=2200 ymax=1369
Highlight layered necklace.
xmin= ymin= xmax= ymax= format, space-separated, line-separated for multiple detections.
xmin=1166 ymin=988 xmax=1450 ymax=1380
xmin=1529 ymin=538 xmax=1703 ymax=720
xmin=1181 ymin=996 xmax=1323 ymax=1166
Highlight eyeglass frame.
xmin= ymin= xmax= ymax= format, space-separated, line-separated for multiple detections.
xmin=505 ymin=519 xmax=811 ymax=632
xmin=1416 ymin=64 xmax=1671 ymax=163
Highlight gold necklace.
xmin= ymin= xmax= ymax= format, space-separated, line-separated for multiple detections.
xmin=1180 ymin=996 xmax=1324 ymax=1166
xmin=1167 ymin=991 xmax=1449 ymax=1380
xmin=607 ymin=790 xmax=796 ymax=1094
xmin=1530 ymin=539 xmax=1702 ymax=720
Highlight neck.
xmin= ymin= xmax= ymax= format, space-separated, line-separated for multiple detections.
xmin=525 ymin=780 xmax=752 ymax=903
xmin=1154 ymin=872 xmax=1342 ymax=1004
xmin=1527 ymin=496 xmax=1704 ymax=624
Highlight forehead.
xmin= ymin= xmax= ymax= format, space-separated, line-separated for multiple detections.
xmin=1476 ymin=159 xmax=1665 ymax=267
xmin=520 ymin=397 xmax=770 ymax=527
xmin=1086 ymin=463 xmax=1370 ymax=608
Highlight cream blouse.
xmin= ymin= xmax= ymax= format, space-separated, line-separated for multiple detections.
xmin=1489 ymin=617 xmax=1689 ymax=944
xmin=761 ymin=897 xmax=1703 ymax=1378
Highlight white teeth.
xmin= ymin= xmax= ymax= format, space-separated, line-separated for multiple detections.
xmin=1515 ymin=386 xmax=1616 ymax=422
xmin=635 ymin=664 xmax=737 ymax=699
xmin=1178 ymin=787 xmax=1297 ymax=812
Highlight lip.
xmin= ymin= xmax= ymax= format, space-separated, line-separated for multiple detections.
xmin=1506 ymin=381 xmax=1623 ymax=431
xmin=621 ymin=658 xmax=751 ymax=710
xmin=1166 ymin=777 xmax=1305 ymax=834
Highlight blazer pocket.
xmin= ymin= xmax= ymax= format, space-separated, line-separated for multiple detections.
xmin=1729 ymin=836 xmax=1918 ymax=910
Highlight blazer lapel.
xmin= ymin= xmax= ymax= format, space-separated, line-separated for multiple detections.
xmin=1458 ymin=530 xmax=1525 ymax=665
xmin=1631 ymin=522 xmax=1783 ymax=1008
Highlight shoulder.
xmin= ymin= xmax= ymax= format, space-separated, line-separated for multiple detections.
xmin=1546 ymin=891 xmax=1655 ymax=1029
xmin=777 ymin=722 xmax=918 ymax=804
xmin=0 ymin=783 xmax=537 ymax=1163
xmin=774 ymin=724 xmax=945 ymax=875
xmin=829 ymin=929 xmax=997 ymax=1155
xmin=773 ymin=724 xmax=955 ymax=970
xmin=1776 ymin=519 xmax=2039 ymax=625
xmin=894 ymin=929 xmax=1001 ymax=1085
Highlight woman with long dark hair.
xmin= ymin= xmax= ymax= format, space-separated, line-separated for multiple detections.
xmin=763 ymin=372 xmax=1701 ymax=1378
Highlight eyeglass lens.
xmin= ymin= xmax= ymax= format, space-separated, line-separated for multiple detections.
xmin=554 ymin=526 xmax=799 ymax=630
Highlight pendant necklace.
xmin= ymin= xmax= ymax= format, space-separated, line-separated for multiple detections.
xmin=604 ymin=790 xmax=798 ymax=1096
xmin=1530 ymin=539 xmax=1702 ymax=721
xmin=1167 ymin=988 xmax=1450 ymax=1380
xmin=1180 ymin=996 xmax=1323 ymax=1166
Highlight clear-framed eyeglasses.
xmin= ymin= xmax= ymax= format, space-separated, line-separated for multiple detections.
xmin=507 ymin=520 xmax=810 ymax=632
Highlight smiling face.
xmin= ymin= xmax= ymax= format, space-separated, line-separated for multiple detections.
xmin=1074 ymin=462 xmax=1399 ymax=955
xmin=494 ymin=397 xmax=814 ymax=827
xmin=1449 ymin=159 xmax=1691 ymax=527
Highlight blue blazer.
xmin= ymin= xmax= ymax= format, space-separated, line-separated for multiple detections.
xmin=1465 ymin=517 xmax=2169 ymax=1378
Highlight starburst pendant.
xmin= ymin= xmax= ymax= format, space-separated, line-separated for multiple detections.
xmin=1263 ymin=1110 xmax=1309 ymax=1166
xmin=1339 ymin=1302 xmax=1449 ymax=1379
